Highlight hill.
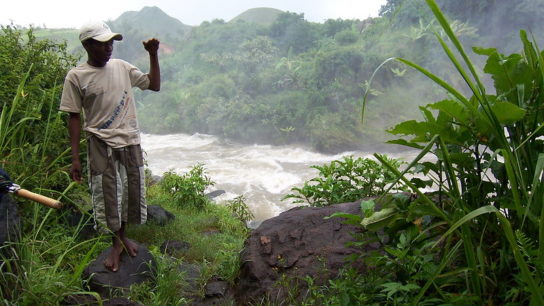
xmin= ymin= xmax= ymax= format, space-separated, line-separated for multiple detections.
xmin=108 ymin=6 xmax=191 ymax=63
xmin=109 ymin=6 xmax=191 ymax=41
xmin=230 ymin=7 xmax=284 ymax=25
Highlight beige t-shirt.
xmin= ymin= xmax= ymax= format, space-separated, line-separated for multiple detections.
xmin=60 ymin=59 xmax=150 ymax=148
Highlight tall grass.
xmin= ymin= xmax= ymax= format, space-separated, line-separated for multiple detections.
xmin=360 ymin=0 xmax=544 ymax=303
xmin=0 ymin=66 xmax=104 ymax=304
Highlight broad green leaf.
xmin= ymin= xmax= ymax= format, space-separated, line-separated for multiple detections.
xmin=386 ymin=139 xmax=424 ymax=149
xmin=429 ymin=99 xmax=470 ymax=124
xmin=361 ymin=207 xmax=399 ymax=231
xmin=387 ymin=120 xmax=433 ymax=137
xmin=472 ymin=46 xmax=497 ymax=57
xmin=360 ymin=199 xmax=375 ymax=217
xmin=490 ymin=101 xmax=526 ymax=124
xmin=326 ymin=212 xmax=362 ymax=226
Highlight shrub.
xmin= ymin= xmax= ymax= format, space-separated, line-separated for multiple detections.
xmin=225 ymin=195 xmax=254 ymax=224
xmin=284 ymin=155 xmax=407 ymax=207
xmin=160 ymin=164 xmax=214 ymax=209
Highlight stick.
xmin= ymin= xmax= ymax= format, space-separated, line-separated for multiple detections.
xmin=15 ymin=189 xmax=62 ymax=209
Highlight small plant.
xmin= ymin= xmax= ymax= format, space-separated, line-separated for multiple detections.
xmin=225 ymin=195 xmax=254 ymax=224
xmin=284 ymin=155 xmax=407 ymax=207
xmin=160 ymin=164 xmax=214 ymax=209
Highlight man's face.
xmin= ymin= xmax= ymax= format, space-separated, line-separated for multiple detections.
xmin=84 ymin=39 xmax=114 ymax=67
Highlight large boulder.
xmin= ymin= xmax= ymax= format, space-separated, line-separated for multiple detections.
xmin=235 ymin=201 xmax=379 ymax=304
xmin=82 ymin=242 xmax=156 ymax=298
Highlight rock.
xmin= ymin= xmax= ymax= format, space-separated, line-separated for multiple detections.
xmin=160 ymin=239 xmax=191 ymax=257
xmin=103 ymin=297 xmax=142 ymax=305
xmin=147 ymin=205 xmax=175 ymax=226
xmin=178 ymin=263 xmax=201 ymax=292
xmin=189 ymin=279 xmax=234 ymax=306
xmin=151 ymin=175 xmax=162 ymax=185
xmin=235 ymin=201 xmax=379 ymax=304
xmin=205 ymin=190 xmax=225 ymax=199
xmin=82 ymin=242 xmax=156 ymax=298
xmin=205 ymin=280 xmax=228 ymax=298
xmin=0 ymin=194 xmax=20 ymax=247
xmin=62 ymin=295 xmax=142 ymax=305
xmin=62 ymin=294 xmax=97 ymax=305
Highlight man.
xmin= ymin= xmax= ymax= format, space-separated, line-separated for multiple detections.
xmin=60 ymin=21 xmax=160 ymax=272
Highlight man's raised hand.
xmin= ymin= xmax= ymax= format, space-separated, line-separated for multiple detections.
xmin=143 ymin=38 xmax=160 ymax=54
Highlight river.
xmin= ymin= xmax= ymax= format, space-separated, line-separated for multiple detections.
xmin=141 ymin=133 xmax=417 ymax=225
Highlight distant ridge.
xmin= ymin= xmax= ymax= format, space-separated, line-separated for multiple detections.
xmin=230 ymin=7 xmax=284 ymax=25
xmin=110 ymin=6 xmax=191 ymax=40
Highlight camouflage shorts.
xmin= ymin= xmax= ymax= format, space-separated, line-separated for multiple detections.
xmin=87 ymin=135 xmax=147 ymax=233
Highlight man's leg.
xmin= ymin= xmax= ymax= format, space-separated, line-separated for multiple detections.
xmin=88 ymin=136 xmax=128 ymax=272
xmin=120 ymin=222 xmax=138 ymax=257
xmin=104 ymin=226 xmax=124 ymax=272
xmin=103 ymin=221 xmax=137 ymax=272
xmin=121 ymin=144 xmax=146 ymax=258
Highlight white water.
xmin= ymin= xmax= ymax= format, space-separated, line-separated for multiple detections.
xmin=141 ymin=133 xmax=417 ymax=224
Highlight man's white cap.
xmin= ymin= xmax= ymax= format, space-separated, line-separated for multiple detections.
xmin=79 ymin=21 xmax=123 ymax=42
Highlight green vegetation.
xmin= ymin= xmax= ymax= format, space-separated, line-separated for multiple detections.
xmin=161 ymin=164 xmax=214 ymax=210
xmin=284 ymin=155 xmax=407 ymax=207
xmin=3 ymin=0 xmax=544 ymax=304
xmin=126 ymin=171 xmax=248 ymax=304
xmin=0 ymin=27 xmax=247 ymax=305
xmin=289 ymin=0 xmax=544 ymax=304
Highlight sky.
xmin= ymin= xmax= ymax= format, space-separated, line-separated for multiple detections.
xmin=0 ymin=0 xmax=388 ymax=28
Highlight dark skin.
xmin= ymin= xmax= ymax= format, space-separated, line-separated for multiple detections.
xmin=68 ymin=37 xmax=160 ymax=272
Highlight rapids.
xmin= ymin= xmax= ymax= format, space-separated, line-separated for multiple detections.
xmin=141 ymin=133 xmax=416 ymax=224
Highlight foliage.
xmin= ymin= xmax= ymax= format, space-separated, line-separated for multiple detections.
xmin=351 ymin=0 xmax=544 ymax=304
xmin=225 ymin=195 xmax=254 ymax=224
xmin=0 ymin=26 xmax=242 ymax=306
xmin=284 ymin=155 xmax=407 ymax=207
xmin=0 ymin=206 xmax=105 ymax=304
xmin=133 ymin=8 xmax=437 ymax=153
xmin=160 ymin=164 xmax=214 ymax=210
xmin=0 ymin=26 xmax=101 ymax=304
xmin=0 ymin=25 xmax=79 ymax=195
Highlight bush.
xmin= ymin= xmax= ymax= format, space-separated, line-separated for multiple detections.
xmin=284 ymin=155 xmax=407 ymax=207
xmin=225 ymin=195 xmax=254 ymax=224
xmin=160 ymin=164 xmax=214 ymax=209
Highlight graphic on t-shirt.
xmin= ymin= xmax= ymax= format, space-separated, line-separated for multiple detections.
xmin=98 ymin=91 xmax=128 ymax=130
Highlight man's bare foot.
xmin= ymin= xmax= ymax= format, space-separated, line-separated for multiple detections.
xmin=104 ymin=242 xmax=123 ymax=272
xmin=122 ymin=238 xmax=138 ymax=257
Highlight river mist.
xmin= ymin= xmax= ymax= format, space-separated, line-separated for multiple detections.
xmin=141 ymin=133 xmax=416 ymax=224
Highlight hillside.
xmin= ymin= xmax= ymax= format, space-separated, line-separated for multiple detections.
xmin=109 ymin=6 xmax=191 ymax=41
xmin=230 ymin=7 xmax=284 ymax=25
xmin=33 ymin=28 xmax=82 ymax=55
xmin=108 ymin=6 xmax=191 ymax=62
